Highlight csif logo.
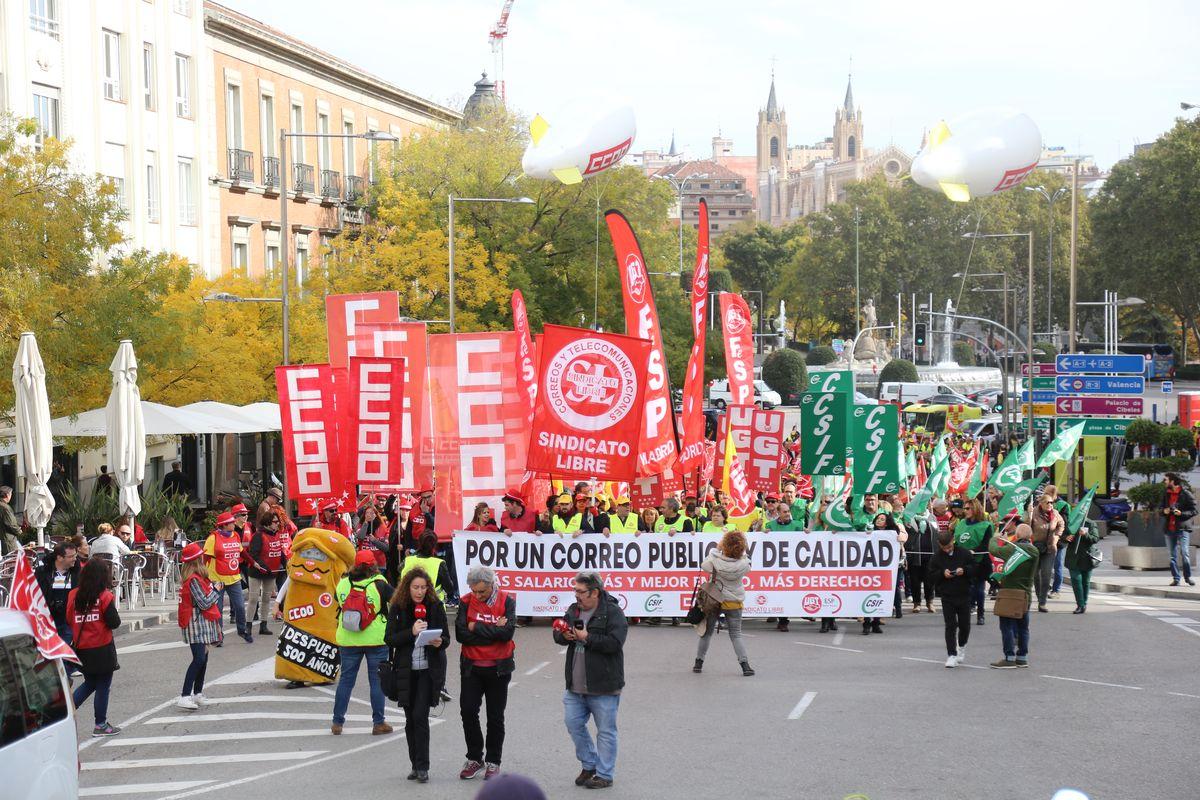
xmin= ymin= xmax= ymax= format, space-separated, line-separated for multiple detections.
xmin=643 ymin=594 xmax=663 ymax=613
xmin=860 ymin=593 xmax=885 ymax=614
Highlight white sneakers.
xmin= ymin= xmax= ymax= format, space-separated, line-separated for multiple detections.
xmin=956 ymin=647 xmax=967 ymax=665
xmin=176 ymin=695 xmax=199 ymax=710
xmin=193 ymin=693 xmax=209 ymax=706
xmin=945 ymin=647 xmax=967 ymax=668
xmin=945 ymin=655 xmax=957 ymax=668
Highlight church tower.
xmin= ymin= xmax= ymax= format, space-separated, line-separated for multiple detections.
xmin=756 ymin=74 xmax=787 ymax=176
xmin=832 ymin=73 xmax=863 ymax=161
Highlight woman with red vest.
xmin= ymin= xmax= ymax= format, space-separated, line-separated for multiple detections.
xmin=354 ymin=503 xmax=390 ymax=568
xmin=465 ymin=502 xmax=500 ymax=533
xmin=205 ymin=511 xmax=252 ymax=643
xmin=176 ymin=542 xmax=222 ymax=710
xmin=68 ymin=558 xmax=122 ymax=736
xmin=454 ymin=565 xmax=517 ymax=782
xmin=247 ymin=512 xmax=285 ymax=635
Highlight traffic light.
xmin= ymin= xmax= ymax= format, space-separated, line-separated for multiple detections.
xmin=915 ymin=322 xmax=928 ymax=348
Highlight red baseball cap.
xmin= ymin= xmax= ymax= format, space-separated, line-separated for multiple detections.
xmin=216 ymin=511 xmax=236 ymax=526
xmin=180 ymin=542 xmax=205 ymax=562
xmin=230 ymin=503 xmax=249 ymax=515
xmin=502 ymin=489 xmax=525 ymax=505
xmin=353 ymin=550 xmax=376 ymax=568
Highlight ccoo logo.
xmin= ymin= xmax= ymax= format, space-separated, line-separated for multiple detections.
xmin=625 ymin=254 xmax=647 ymax=304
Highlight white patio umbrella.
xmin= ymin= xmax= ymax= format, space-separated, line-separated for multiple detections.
xmin=105 ymin=340 xmax=146 ymax=519
xmin=12 ymin=333 xmax=55 ymax=546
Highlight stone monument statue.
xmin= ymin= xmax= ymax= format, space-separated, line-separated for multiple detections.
xmin=938 ymin=298 xmax=957 ymax=365
xmin=854 ymin=298 xmax=883 ymax=361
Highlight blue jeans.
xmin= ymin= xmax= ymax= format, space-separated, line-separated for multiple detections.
xmin=1165 ymin=531 xmax=1192 ymax=581
xmin=563 ymin=691 xmax=620 ymax=781
xmin=1052 ymin=548 xmax=1066 ymax=593
xmin=216 ymin=581 xmax=247 ymax=635
xmin=970 ymin=579 xmax=985 ymax=617
xmin=333 ymin=645 xmax=388 ymax=726
xmin=182 ymin=643 xmax=208 ymax=696
xmin=999 ymin=612 xmax=1030 ymax=662
xmin=73 ymin=671 xmax=113 ymax=726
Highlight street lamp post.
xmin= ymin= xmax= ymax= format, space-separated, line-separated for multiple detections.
xmin=278 ymin=128 xmax=399 ymax=365
xmin=448 ymin=195 xmax=535 ymax=332
xmin=854 ymin=206 xmax=861 ymax=342
xmin=964 ymin=232 xmax=1034 ymax=439
xmin=653 ymin=172 xmax=706 ymax=276
xmin=1026 ymin=185 xmax=1068 ymax=338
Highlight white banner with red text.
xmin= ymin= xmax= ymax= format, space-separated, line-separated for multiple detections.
xmin=452 ymin=531 xmax=901 ymax=617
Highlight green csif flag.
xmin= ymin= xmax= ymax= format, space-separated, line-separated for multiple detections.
xmin=1035 ymin=421 xmax=1087 ymax=469
xmin=1067 ymin=484 xmax=1099 ymax=534
xmin=997 ymin=476 xmax=1045 ymax=519
xmin=821 ymin=475 xmax=855 ymax=531
xmin=904 ymin=487 xmax=934 ymax=522
xmin=990 ymin=440 xmax=1035 ymax=492
xmin=905 ymin=449 xmax=918 ymax=478
xmin=992 ymin=544 xmax=1034 ymax=581
xmin=928 ymin=457 xmax=951 ymax=497
xmin=966 ymin=448 xmax=986 ymax=499
xmin=932 ymin=434 xmax=948 ymax=468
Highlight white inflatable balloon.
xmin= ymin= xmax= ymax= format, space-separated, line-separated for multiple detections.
xmin=911 ymin=108 xmax=1043 ymax=202
xmin=521 ymin=103 xmax=636 ymax=185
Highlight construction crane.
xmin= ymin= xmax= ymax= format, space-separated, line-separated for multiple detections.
xmin=489 ymin=0 xmax=515 ymax=104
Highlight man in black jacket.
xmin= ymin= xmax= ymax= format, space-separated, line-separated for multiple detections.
xmin=928 ymin=530 xmax=979 ymax=668
xmin=552 ymin=570 xmax=628 ymax=790
xmin=1161 ymin=472 xmax=1196 ymax=586
xmin=35 ymin=541 xmax=80 ymax=657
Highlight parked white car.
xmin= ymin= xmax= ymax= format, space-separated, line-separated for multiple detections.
xmin=0 ymin=609 xmax=78 ymax=800
xmin=708 ymin=378 xmax=782 ymax=409
xmin=878 ymin=381 xmax=958 ymax=404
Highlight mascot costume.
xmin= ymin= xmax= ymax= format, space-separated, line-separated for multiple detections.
xmin=274 ymin=527 xmax=357 ymax=684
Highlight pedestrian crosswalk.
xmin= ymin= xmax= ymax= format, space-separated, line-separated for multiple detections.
xmin=1096 ymin=593 xmax=1200 ymax=638
xmin=77 ymin=657 xmax=432 ymax=800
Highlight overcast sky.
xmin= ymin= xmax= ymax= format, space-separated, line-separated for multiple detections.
xmin=227 ymin=0 xmax=1198 ymax=169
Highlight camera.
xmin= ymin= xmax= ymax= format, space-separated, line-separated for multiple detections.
xmin=573 ymin=620 xmax=585 ymax=631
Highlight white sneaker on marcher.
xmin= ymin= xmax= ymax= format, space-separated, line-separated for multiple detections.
xmin=176 ymin=695 xmax=199 ymax=710
xmin=192 ymin=693 xmax=208 ymax=706
xmin=945 ymin=655 xmax=957 ymax=668
xmin=956 ymin=647 xmax=967 ymax=665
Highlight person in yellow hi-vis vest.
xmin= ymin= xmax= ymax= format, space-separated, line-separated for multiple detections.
xmin=274 ymin=528 xmax=356 ymax=687
xmin=551 ymin=493 xmax=584 ymax=536
xmin=400 ymin=532 xmax=453 ymax=602
xmin=602 ymin=496 xmax=641 ymax=536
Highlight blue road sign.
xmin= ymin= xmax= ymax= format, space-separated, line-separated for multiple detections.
xmin=1054 ymin=375 xmax=1145 ymax=395
xmin=1055 ymin=353 xmax=1145 ymax=374
xmin=1163 ymin=380 xmax=1174 ymax=394
xmin=1020 ymin=390 xmax=1057 ymax=404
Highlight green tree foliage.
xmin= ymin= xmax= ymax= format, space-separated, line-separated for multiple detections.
xmin=1123 ymin=418 xmax=1161 ymax=448
xmin=1127 ymin=481 xmax=1165 ymax=510
xmin=1159 ymin=424 xmax=1195 ymax=455
xmin=877 ymin=358 xmax=918 ymax=393
xmin=1032 ymin=341 xmax=1058 ymax=363
xmin=720 ymin=224 xmax=795 ymax=306
xmin=952 ymin=341 xmax=976 ymax=366
xmin=1092 ymin=117 xmax=1200 ymax=346
xmin=761 ymin=348 xmax=807 ymax=400
xmin=806 ymin=345 xmax=837 ymax=366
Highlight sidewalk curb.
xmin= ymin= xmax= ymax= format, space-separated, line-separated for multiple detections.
xmin=116 ymin=609 xmax=178 ymax=637
xmin=1090 ymin=580 xmax=1200 ymax=602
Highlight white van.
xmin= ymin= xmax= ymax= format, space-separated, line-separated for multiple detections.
xmin=878 ymin=382 xmax=956 ymax=404
xmin=708 ymin=378 xmax=783 ymax=409
xmin=0 ymin=609 xmax=78 ymax=800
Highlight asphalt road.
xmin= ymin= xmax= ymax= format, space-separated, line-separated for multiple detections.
xmin=77 ymin=589 xmax=1199 ymax=800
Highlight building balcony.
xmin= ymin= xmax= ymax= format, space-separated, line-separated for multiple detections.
xmin=292 ymin=163 xmax=315 ymax=194
xmin=227 ymin=148 xmax=254 ymax=184
xmin=344 ymin=175 xmax=365 ymax=205
xmin=262 ymin=156 xmax=280 ymax=189
xmin=320 ymin=169 xmax=342 ymax=200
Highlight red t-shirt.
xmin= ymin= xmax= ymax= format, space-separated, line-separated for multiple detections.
xmin=499 ymin=510 xmax=538 ymax=533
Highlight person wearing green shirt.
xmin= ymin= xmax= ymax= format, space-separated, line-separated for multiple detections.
xmin=701 ymin=507 xmax=734 ymax=534
xmin=987 ymin=523 xmax=1039 ymax=668
xmin=851 ymin=494 xmax=880 ymax=532
xmin=781 ymin=483 xmax=808 ymax=528
xmin=952 ymin=498 xmax=993 ymax=626
xmin=1062 ymin=519 xmax=1100 ymax=614
xmin=766 ymin=503 xmax=805 ymax=532
xmin=331 ymin=551 xmax=395 ymax=735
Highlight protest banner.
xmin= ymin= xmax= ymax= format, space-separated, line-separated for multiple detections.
xmin=850 ymin=403 xmax=901 ymax=494
xmin=799 ymin=391 xmax=849 ymax=476
xmin=719 ymin=293 xmax=755 ymax=406
xmin=325 ymin=291 xmax=400 ymax=368
xmin=275 ymin=364 xmax=352 ymax=514
xmin=347 ymin=356 xmax=406 ymax=486
xmin=714 ymin=405 xmax=785 ymax=492
xmin=453 ymin=531 xmax=901 ymax=618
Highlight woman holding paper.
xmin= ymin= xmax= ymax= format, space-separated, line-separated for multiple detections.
xmin=386 ymin=567 xmax=449 ymax=783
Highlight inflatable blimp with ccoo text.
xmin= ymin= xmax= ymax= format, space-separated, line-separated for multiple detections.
xmin=911 ymin=109 xmax=1043 ymax=202
xmin=522 ymin=103 xmax=636 ymax=185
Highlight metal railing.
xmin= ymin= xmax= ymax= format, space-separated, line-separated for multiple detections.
xmin=344 ymin=175 xmax=365 ymax=204
xmin=292 ymin=163 xmax=315 ymax=194
xmin=262 ymin=156 xmax=280 ymax=189
xmin=227 ymin=148 xmax=254 ymax=183
xmin=320 ymin=169 xmax=341 ymax=199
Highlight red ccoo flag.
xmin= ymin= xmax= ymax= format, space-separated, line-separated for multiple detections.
xmin=6 ymin=554 xmax=77 ymax=662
